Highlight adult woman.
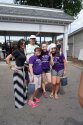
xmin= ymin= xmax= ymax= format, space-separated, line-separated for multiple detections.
xmin=26 ymin=35 xmax=39 ymax=61
xmin=78 ymin=71 xmax=83 ymax=107
xmin=25 ymin=35 xmax=39 ymax=89
xmin=50 ymin=43 xmax=67 ymax=99
xmin=6 ymin=39 xmax=27 ymax=108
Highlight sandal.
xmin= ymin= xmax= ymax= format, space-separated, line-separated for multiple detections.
xmin=54 ymin=94 xmax=59 ymax=99
xmin=50 ymin=93 xmax=54 ymax=98
xmin=43 ymin=92 xmax=48 ymax=98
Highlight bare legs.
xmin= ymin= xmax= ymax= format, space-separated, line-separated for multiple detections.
xmin=42 ymin=73 xmax=51 ymax=97
xmin=50 ymin=76 xmax=61 ymax=99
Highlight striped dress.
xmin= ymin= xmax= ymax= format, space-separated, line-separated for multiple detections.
xmin=12 ymin=49 xmax=27 ymax=108
xmin=13 ymin=67 xmax=27 ymax=108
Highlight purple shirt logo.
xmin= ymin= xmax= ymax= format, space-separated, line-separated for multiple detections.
xmin=29 ymin=55 xmax=42 ymax=75
xmin=41 ymin=51 xmax=50 ymax=70
xmin=52 ymin=53 xmax=65 ymax=71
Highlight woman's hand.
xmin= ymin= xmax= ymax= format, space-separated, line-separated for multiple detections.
xmin=31 ymin=75 xmax=34 ymax=82
xmin=10 ymin=65 xmax=18 ymax=72
xmin=50 ymin=54 xmax=54 ymax=66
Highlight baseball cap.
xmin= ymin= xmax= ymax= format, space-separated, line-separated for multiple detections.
xmin=29 ymin=35 xmax=36 ymax=39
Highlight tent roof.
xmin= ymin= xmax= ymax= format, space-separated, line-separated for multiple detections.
xmin=0 ymin=3 xmax=74 ymax=24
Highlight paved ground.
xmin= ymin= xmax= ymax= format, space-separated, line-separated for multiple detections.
xmin=0 ymin=61 xmax=83 ymax=125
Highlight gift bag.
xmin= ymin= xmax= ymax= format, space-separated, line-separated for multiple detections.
xmin=61 ymin=76 xmax=68 ymax=86
xmin=28 ymin=83 xmax=35 ymax=94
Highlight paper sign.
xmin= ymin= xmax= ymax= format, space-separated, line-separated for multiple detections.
xmin=78 ymin=49 xmax=83 ymax=61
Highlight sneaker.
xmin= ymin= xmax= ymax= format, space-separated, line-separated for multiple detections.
xmin=43 ymin=92 xmax=48 ymax=98
xmin=28 ymin=100 xmax=38 ymax=108
xmin=33 ymin=97 xmax=40 ymax=103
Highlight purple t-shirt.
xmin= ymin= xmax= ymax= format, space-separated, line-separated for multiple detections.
xmin=41 ymin=51 xmax=50 ymax=71
xmin=29 ymin=55 xmax=42 ymax=75
xmin=52 ymin=53 xmax=65 ymax=71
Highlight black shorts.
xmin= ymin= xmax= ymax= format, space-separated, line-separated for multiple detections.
xmin=42 ymin=69 xmax=50 ymax=74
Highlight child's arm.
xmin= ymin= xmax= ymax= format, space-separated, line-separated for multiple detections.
xmin=49 ymin=54 xmax=54 ymax=66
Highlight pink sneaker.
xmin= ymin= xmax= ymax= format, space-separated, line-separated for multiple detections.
xmin=28 ymin=100 xmax=38 ymax=108
xmin=33 ymin=97 xmax=40 ymax=103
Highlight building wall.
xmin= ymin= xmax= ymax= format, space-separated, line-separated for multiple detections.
xmin=68 ymin=30 xmax=83 ymax=58
xmin=68 ymin=37 xmax=73 ymax=57
xmin=0 ymin=22 xmax=64 ymax=33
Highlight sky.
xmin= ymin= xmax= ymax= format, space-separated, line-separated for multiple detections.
xmin=0 ymin=0 xmax=83 ymax=42
xmin=69 ymin=9 xmax=83 ymax=33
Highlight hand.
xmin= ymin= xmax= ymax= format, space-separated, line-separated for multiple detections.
xmin=11 ymin=67 xmax=16 ymax=71
xmin=64 ymin=70 xmax=67 ymax=75
xmin=49 ymin=53 xmax=52 ymax=57
xmin=31 ymin=75 xmax=34 ymax=82
xmin=11 ymin=65 xmax=18 ymax=72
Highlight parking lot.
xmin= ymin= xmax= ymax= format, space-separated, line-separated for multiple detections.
xmin=0 ymin=61 xmax=83 ymax=125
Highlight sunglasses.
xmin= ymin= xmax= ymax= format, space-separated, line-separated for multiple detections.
xmin=21 ymin=42 xmax=25 ymax=45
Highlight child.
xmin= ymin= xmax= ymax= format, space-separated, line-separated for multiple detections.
xmin=28 ymin=47 xmax=42 ymax=108
xmin=50 ymin=43 xmax=67 ymax=99
xmin=41 ymin=42 xmax=51 ymax=98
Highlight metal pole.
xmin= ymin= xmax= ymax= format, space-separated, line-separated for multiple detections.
xmin=40 ymin=36 xmax=41 ymax=44
xmin=44 ymin=36 xmax=45 ymax=42
xmin=4 ymin=31 xmax=6 ymax=45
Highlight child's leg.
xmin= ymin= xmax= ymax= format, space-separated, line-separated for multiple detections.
xmin=54 ymin=77 xmax=61 ymax=99
xmin=54 ymin=70 xmax=64 ymax=97
xmin=50 ymin=76 xmax=57 ymax=97
xmin=33 ymin=89 xmax=39 ymax=98
xmin=33 ymin=75 xmax=41 ymax=102
xmin=45 ymin=72 xmax=51 ymax=92
xmin=28 ymin=75 xmax=39 ymax=107
xmin=42 ymin=73 xmax=49 ymax=97
xmin=34 ymin=75 xmax=41 ymax=97
xmin=42 ymin=73 xmax=46 ymax=93
xmin=56 ymin=77 xmax=61 ymax=93
xmin=46 ymin=72 xmax=51 ymax=84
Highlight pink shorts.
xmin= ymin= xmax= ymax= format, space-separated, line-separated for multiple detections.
xmin=34 ymin=74 xmax=41 ymax=90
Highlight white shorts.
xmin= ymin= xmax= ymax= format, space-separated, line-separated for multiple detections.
xmin=34 ymin=74 xmax=41 ymax=90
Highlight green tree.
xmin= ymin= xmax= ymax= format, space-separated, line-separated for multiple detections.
xmin=14 ymin=0 xmax=82 ymax=16
xmin=63 ymin=0 xmax=82 ymax=16
xmin=39 ymin=0 xmax=62 ymax=8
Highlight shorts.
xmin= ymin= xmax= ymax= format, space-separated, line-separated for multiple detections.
xmin=34 ymin=74 xmax=41 ymax=90
xmin=51 ymin=69 xmax=64 ymax=77
xmin=42 ymin=69 xmax=50 ymax=74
